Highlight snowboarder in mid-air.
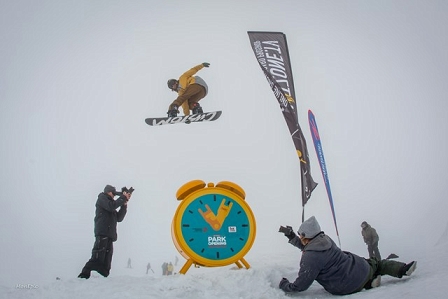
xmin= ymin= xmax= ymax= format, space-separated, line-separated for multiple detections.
xmin=166 ymin=62 xmax=210 ymax=117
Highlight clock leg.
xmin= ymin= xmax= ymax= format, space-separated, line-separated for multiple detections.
xmin=239 ymin=257 xmax=251 ymax=269
xmin=234 ymin=258 xmax=251 ymax=270
xmin=179 ymin=259 xmax=194 ymax=274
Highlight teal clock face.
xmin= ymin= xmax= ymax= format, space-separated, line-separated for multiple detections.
xmin=180 ymin=193 xmax=251 ymax=261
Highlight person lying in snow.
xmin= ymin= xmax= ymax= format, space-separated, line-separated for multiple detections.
xmin=278 ymin=216 xmax=416 ymax=295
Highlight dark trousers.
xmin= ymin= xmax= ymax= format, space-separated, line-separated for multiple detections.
xmin=172 ymin=84 xmax=206 ymax=109
xmin=361 ymin=257 xmax=406 ymax=290
xmin=367 ymin=242 xmax=381 ymax=260
xmin=81 ymin=236 xmax=114 ymax=277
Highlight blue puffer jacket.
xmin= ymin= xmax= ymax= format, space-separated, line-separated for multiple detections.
xmin=282 ymin=233 xmax=370 ymax=295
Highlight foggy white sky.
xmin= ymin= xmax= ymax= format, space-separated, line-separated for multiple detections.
xmin=1 ymin=0 xmax=447 ymax=287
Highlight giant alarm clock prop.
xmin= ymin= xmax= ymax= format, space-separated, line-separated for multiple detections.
xmin=171 ymin=180 xmax=256 ymax=274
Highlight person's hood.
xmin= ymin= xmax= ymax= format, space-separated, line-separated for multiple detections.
xmin=304 ymin=233 xmax=332 ymax=251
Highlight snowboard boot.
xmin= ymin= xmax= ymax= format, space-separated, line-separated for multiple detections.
xmin=192 ymin=103 xmax=203 ymax=114
xmin=167 ymin=105 xmax=179 ymax=118
xmin=399 ymin=261 xmax=417 ymax=277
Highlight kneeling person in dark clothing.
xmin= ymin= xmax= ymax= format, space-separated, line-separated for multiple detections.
xmin=78 ymin=185 xmax=132 ymax=279
xmin=278 ymin=216 xmax=416 ymax=295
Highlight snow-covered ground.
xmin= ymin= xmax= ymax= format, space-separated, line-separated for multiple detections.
xmin=2 ymin=237 xmax=447 ymax=299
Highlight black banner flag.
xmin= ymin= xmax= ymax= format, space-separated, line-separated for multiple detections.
xmin=248 ymin=31 xmax=317 ymax=209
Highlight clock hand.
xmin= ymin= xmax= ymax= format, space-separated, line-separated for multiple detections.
xmin=198 ymin=204 xmax=221 ymax=230
xmin=216 ymin=199 xmax=233 ymax=225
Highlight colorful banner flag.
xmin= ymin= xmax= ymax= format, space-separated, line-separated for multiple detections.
xmin=308 ymin=110 xmax=341 ymax=246
xmin=248 ymin=31 xmax=317 ymax=211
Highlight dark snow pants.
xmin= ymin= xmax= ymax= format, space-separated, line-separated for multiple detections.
xmin=171 ymin=84 xmax=206 ymax=109
xmin=367 ymin=242 xmax=382 ymax=260
xmin=360 ymin=257 xmax=407 ymax=290
xmin=81 ymin=236 xmax=114 ymax=277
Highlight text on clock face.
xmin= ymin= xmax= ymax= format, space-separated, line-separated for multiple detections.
xmin=208 ymin=236 xmax=227 ymax=246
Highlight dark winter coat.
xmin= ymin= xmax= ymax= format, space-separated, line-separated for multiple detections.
xmin=281 ymin=233 xmax=370 ymax=295
xmin=362 ymin=224 xmax=379 ymax=245
xmin=94 ymin=192 xmax=127 ymax=241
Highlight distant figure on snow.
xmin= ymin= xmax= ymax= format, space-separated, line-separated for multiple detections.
xmin=127 ymin=258 xmax=132 ymax=268
xmin=162 ymin=262 xmax=168 ymax=275
xmin=166 ymin=63 xmax=210 ymax=117
xmin=278 ymin=216 xmax=416 ymax=295
xmin=167 ymin=262 xmax=174 ymax=275
xmin=78 ymin=185 xmax=132 ymax=279
xmin=146 ymin=262 xmax=154 ymax=274
xmin=174 ymin=255 xmax=179 ymax=266
xmin=361 ymin=221 xmax=381 ymax=260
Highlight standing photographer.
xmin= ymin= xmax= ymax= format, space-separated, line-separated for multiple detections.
xmin=78 ymin=185 xmax=133 ymax=279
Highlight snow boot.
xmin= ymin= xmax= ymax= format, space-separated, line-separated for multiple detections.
xmin=192 ymin=103 xmax=203 ymax=114
xmin=400 ymin=261 xmax=417 ymax=277
xmin=370 ymin=275 xmax=381 ymax=288
xmin=78 ymin=272 xmax=90 ymax=279
xmin=386 ymin=253 xmax=399 ymax=259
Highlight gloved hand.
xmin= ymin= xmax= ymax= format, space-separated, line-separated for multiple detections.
xmin=202 ymin=62 xmax=210 ymax=67
xmin=167 ymin=105 xmax=179 ymax=117
xmin=279 ymin=225 xmax=296 ymax=240
xmin=279 ymin=277 xmax=290 ymax=290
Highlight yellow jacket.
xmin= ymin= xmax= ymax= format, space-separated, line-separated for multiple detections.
xmin=176 ymin=64 xmax=207 ymax=115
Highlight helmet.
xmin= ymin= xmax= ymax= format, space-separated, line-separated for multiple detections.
xmin=167 ymin=79 xmax=178 ymax=91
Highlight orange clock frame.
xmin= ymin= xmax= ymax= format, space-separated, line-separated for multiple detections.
xmin=171 ymin=180 xmax=256 ymax=274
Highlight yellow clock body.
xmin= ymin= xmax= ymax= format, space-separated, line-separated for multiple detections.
xmin=171 ymin=180 xmax=256 ymax=274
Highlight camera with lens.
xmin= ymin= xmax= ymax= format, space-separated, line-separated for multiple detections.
xmin=121 ymin=186 xmax=135 ymax=194
xmin=115 ymin=187 xmax=135 ymax=197
xmin=279 ymin=225 xmax=293 ymax=235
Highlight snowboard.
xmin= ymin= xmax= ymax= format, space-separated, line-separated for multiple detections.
xmin=145 ymin=111 xmax=222 ymax=126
